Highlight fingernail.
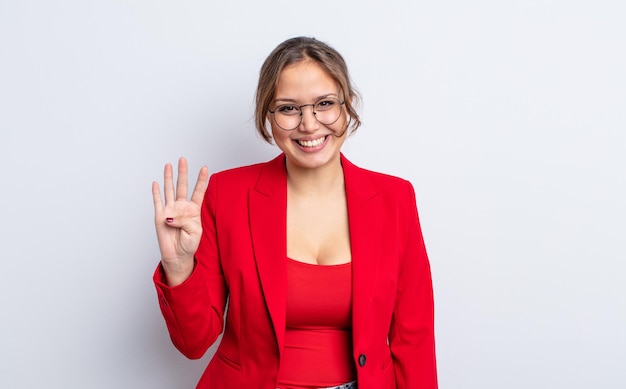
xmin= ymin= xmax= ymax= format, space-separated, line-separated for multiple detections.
xmin=166 ymin=218 xmax=174 ymax=223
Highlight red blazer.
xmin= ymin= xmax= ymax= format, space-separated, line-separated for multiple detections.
xmin=154 ymin=154 xmax=437 ymax=389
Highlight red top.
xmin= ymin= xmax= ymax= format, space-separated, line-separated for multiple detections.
xmin=276 ymin=258 xmax=356 ymax=389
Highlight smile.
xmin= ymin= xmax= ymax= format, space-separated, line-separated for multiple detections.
xmin=296 ymin=135 xmax=328 ymax=148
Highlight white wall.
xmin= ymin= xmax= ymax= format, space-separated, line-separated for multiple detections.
xmin=1 ymin=1 xmax=624 ymax=387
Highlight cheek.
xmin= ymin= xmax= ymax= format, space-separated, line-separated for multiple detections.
xmin=332 ymin=110 xmax=350 ymax=131
xmin=270 ymin=125 xmax=290 ymax=148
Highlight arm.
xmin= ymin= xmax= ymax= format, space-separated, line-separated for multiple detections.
xmin=389 ymin=182 xmax=438 ymax=388
xmin=152 ymin=160 xmax=227 ymax=359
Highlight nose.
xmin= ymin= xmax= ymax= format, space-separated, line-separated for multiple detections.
xmin=299 ymin=104 xmax=319 ymax=132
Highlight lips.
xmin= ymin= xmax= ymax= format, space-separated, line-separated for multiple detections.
xmin=296 ymin=135 xmax=328 ymax=148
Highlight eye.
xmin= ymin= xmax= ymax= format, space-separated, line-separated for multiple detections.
xmin=315 ymin=99 xmax=336 ymax=110
xmin=276 ymin=104 xmax=300 ymax=115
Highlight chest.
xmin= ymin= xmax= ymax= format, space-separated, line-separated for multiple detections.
xmin=286 ymin=192 xmax=352 ymax=265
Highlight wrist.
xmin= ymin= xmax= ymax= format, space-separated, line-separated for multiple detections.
xmin=161 ymin=257 xmax=195 ymax=286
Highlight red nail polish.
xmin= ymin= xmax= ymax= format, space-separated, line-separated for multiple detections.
xmin=166 ymin=218 xmax=174 ymax=223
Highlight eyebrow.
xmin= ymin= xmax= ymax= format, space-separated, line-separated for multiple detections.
xmin=273 ymin=93 xmax=338 ymax=103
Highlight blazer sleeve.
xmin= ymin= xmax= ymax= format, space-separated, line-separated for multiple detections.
xmin=389 ymin=181 xmax=438 ymax=388
xmin=153 ymin=174 xmax=228 ymax=359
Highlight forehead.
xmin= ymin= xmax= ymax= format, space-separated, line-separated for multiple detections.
xmin=274 ymin=60 xmax=338 ymax=101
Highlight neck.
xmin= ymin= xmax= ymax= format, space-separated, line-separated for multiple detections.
xmin=285 ymin=156 xmax=345 ymax=196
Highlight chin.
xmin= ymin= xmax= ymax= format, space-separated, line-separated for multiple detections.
xmin=288 ymin=150 xmax=341 ymax=170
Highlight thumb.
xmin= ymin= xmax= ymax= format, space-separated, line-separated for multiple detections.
xmin=164 ymin=216 xmax=200 ymax=235
xmin=164 ymin=217 xmax=185 ymax=228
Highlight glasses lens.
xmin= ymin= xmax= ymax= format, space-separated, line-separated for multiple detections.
xmin=314 ymin=98 xmax=342 ymax=125
xmin=274 ymin=104 xmax=301 ymax=130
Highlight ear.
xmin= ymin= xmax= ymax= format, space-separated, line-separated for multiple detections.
xmin=265 ymin=116 xmax=275 ymax=139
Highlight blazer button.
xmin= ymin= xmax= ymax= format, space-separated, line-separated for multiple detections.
xmin=358 ymin=354 xmax=366 ymax=367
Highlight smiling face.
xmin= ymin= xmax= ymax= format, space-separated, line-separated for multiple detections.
xmin=269 ymin=60 xmax=349 ymax=173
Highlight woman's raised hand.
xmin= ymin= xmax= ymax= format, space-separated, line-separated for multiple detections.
xmin=152 ymin=157 xmax=209 ymax=286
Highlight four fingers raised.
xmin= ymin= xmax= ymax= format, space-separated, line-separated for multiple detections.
xmin=152 ymin=157 xmax=209 ymax=217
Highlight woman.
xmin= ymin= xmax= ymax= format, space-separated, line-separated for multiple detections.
xmin=152 ymin=37 xmax=437 ymax=389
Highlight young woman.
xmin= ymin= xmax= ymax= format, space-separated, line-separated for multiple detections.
xmin=152 ymin=36 xmax=437 ymax=389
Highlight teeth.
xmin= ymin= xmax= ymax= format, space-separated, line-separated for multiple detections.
xmin=297 ymin=136 xmax=326 ymax=147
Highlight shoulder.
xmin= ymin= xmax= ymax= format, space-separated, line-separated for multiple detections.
xmin=209 ymin=154 xmax=283 ymax=186
xmin=342 ymin=155 xmax=415 ymax=199
xmin=354 ymin=164 xmax=412 ymax=189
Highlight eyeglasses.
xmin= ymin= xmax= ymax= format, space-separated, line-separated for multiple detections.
xmin=268 ymin=97 xmax=345 ymax=131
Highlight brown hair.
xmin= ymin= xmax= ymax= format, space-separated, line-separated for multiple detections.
xmin=255 ymin=36 xmax=361 ymax=143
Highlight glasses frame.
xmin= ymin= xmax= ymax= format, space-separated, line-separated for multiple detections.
xmin=268 ymin=97 xmax=346 ymax=131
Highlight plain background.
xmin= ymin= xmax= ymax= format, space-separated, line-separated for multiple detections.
xmin=1 ymin=0 xmax=624 ymax=388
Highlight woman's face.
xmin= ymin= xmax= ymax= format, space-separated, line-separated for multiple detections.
xmin=269 ymin=60 xmax=349 ymax=173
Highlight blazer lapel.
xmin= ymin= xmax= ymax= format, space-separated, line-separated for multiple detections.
xmin=249 ymin=154 xmax=288 ymax=355
xmin=342 ymin=155 xmax=383 ymax=344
